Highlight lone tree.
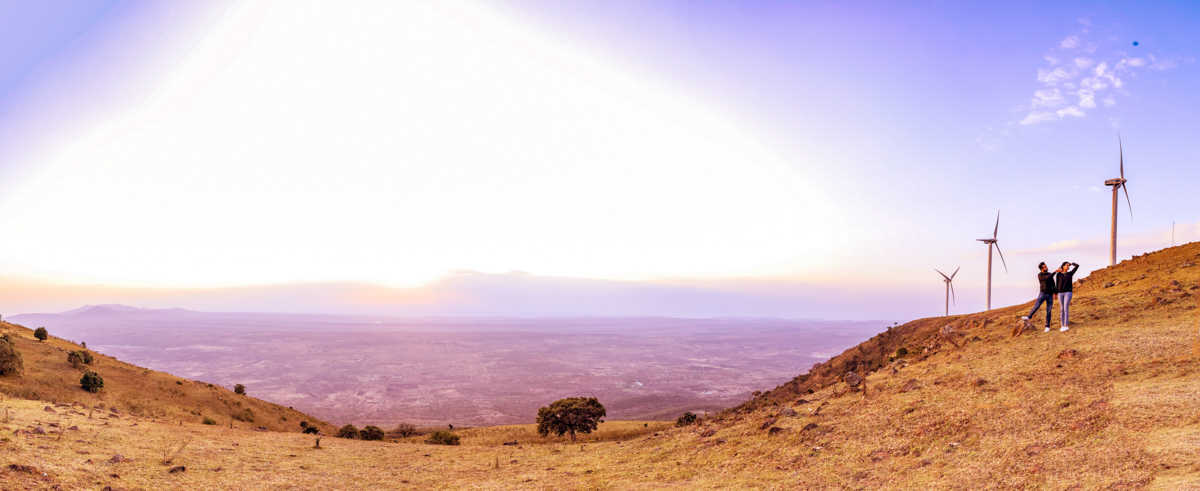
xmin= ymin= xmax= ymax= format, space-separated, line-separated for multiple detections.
xmin=80 ymin=370 xmax=104 ymax=393
xmin=336 ymin=424 xmax=360 ymax=439
xmin=33 ymin=327 xmax=48 ymax=342
xmin=393 ymin=422 xmax=417 ymax=437
xmin=536 ymin=397 xmax=606 ymax=442
xmin=234 ymin=384 xmax=246 ymax=395
xmin=676 ymin=411 xmax=698 ymax=427
xmin=360 ymin=425 xmax=385 ymax=441
xmin=0 ymin=334 xmax=24 ymax=376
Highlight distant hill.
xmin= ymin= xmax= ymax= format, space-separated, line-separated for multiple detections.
xmin=0 ymin=320 xmax=334 ymax=435
xmin=4 ymin=243 xmax=1199 ymax=489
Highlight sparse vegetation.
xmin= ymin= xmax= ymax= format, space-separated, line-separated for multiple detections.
xmin=675 ymin=411 xmax=698 ymax=427
xmin=360 ymin=425 xmax=385 ymax=441
xmin=392 ymin=422 xmax=417 ymax=437
xmin=33 ymin=327 xmax=48 ymax=341
xmin=336 ymin=424 xmax=360 ymax=439
xmin=232 ymin=408 xmax=255 ymax=422
xmin=536 ymin=396 xmax=606 ymax=442
xmin=202 ymin=416 xmax=217 ymax=425
xmin=80 ymin=370 xmax=104 ymax=392
xmin=424 ymin=431 xmax=460 ymax=445
xmin=0 ymin=334 xmax=23 ymax=376
xmin=234 ymin=383 xmax=245 ymax=395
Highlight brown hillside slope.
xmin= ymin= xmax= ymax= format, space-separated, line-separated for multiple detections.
xmin=0 ymin=321 xmax=334 ymax=435
xmin=2 ymin=243 xmax=1199 ymax=489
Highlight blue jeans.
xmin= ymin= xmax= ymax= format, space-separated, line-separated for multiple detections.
xmin=1057 ymin=292 xmax=1073 ymax=326
xmin=1028 ymin=292 xmax=1054 ymax=327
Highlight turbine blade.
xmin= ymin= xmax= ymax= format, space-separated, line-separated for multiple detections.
xmin=1119 ymin=133 xmax=1124 ymax=179
xmin=1122 ymin=183 xmax=1133 ymax=222
xmin=995 ymin=242 xmax=1009 ymax=272
xmin=993 ymin=211 xmax=1000 ymax=239
xmin=951 ymin=266 xmax=960 ymax=279
xmin=950 ymin=281 xmax=956 ymax=305
xmin=935 ymin=269 xmax=950 ymax=281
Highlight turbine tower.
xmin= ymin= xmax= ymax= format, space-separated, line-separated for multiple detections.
xmin=977 ymin=211 xmax=1008 ymax=311
xmin=935 ymin=266 xmax=960 ymax=317
xmin=1105 ymin=135 xmax=1133 ymax=266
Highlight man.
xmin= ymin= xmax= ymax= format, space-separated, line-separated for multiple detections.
xmin=1055 ymin=261 xmax=1080 ymax=332
xmin=1022 ymin=262 xmax=1057 ymax=332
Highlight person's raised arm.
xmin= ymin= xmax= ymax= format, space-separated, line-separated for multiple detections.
xmin=1069 ymin=263 xmax=1079 ymax=274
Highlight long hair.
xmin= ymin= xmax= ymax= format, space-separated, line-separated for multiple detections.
xmin=1061 ymin=261 xmax=1071 ymax=268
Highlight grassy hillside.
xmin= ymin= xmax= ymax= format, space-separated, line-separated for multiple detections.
xmin=0 ymin=321 xmax=334 ymax=435
xmin=2 ymin=242 xmax=1198 ymax=489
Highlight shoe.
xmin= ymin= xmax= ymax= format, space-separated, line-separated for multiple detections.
xmin=1060 ymin=326 xmax=1069 ymax=332
xmin=1044 ymin=327 xmax=1050 ymax=332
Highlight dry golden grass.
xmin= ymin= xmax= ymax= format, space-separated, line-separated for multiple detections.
xmin=2 ymin=242 xmax=1200 ymax=489
xmin=394 ymin=421 xmax=674 ymax=446
xmin=0 ymin=322 xmax=335 ymax=435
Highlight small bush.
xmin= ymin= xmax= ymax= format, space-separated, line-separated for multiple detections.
xmin=232 ymin=408 xmax=255 ymax=422
xmin=34 ymin=327 xmax=48 ymax=341
xmin=424 ymin=431 xmax=460 ymax=445
xmin=300 ymin=421 xmax=309 ymax=428
xmin=0 ymin=334 xmax=24 ymax=376
xmin=336 ymin=424 xmax=360 ymax=439
xmin=67 ymin=350 xmax=93 ymax=369
xmin=360 ymin=425 xmax=385 ymax=441
xmin=80 ymin=371 xmax=104 ymax=393
xmin=676 ymin=412 xmax=698 ymax=427
xmin=202 ymin=416 xmax=217 ymax=425
xmin=303 ymin=426 xmax=321 ymax=434
xmin=895 ymin=347 xmax=909 ymax=358
xmin=234 ymin=384 xmax=245 ymax=395
xmin=393 ymin=422 xmax=417 ymax=437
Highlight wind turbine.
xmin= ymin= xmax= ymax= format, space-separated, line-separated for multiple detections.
xmin=977 ymin=211 xmax=1008 ymax=311
xmin=935 ymin=266 xmax=959 ymax=317
xmin=1105 ymin=135 xmax=1133 ymax=266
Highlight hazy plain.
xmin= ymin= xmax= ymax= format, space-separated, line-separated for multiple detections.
xmin=12 ymin=306 xmax=885 ymax=426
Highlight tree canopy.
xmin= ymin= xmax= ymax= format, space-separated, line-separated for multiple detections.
xmin=536 ymin=397 xmax=606 ymax=442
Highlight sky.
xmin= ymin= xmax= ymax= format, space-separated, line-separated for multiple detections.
xmin=0 ymin=0 xmax=1197 ymax=320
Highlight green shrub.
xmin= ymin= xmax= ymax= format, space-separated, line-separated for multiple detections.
xmin=80 ymin=371 xmax=104 ymax=392
xmin=675 ymin=412 xmax=698 ymax=427
xmin=424 ymin=431 xmax=460 ymax=445
xmin=360 ymin=425 xmax=385 ymax=441
xmin=234 ymin=384 xmax=245 ymax=395
xmin=33 ymin=327 xmax=48 ymax=342
xmin=232 ymin=408 xmax=255 ymax=422
xmin=67 ymin=350 xmax=93 ymax=369
xmin=895 ymin=347 xmax=909 ymax=358
xmin=0 ymin=334 xmax=23 ymax=376
xmin=536 ymin=397 xmax=606 ymax=442
xmin=202 ymin=416 xmax=218 ymax=425
xmin=336 ymin=424 xmax=360 ymax=439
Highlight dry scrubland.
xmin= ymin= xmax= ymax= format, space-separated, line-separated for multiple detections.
xmin=0 ymin=323 xmax=335 ymax=436
xmin=2 ymin=242 xmax=1200 ymax=489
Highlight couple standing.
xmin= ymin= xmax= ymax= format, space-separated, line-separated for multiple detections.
xmin=1024 ymin=261 xmax=1079 ymax=332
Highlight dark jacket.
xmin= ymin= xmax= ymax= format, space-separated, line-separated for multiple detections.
xmin=1055 ymin=264 xmax=1079 ymax=293
xmin=1038 ymin=271 xmax=1057 ymax=294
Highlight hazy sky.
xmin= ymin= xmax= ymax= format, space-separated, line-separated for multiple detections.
xmin=0 ymin=0 xmax=1197 ymax=318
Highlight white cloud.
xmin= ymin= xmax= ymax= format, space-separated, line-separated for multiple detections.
xmin=1056 ymin=106 xmax=1085 ymax=118
xmin=1018 ymin=32 xmax=1174 ymax=126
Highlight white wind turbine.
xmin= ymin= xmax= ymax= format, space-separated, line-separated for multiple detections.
xmin=1105 ymin=135 xmax=1133 ymax=266
xmin=976 ymin=211 xmax=1008 ymax=311
xmin=935 ymin=266 xmax=960 ymax=317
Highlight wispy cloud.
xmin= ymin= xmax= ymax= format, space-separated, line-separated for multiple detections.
xmin=1019 ymin=31 xmax=1175 ymax=126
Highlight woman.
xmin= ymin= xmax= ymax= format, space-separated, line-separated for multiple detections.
xmin=1055 ymin=261 xmax=1079 ymax=332
xmin=1022 ymin=262 xmax=1056 ymax=332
